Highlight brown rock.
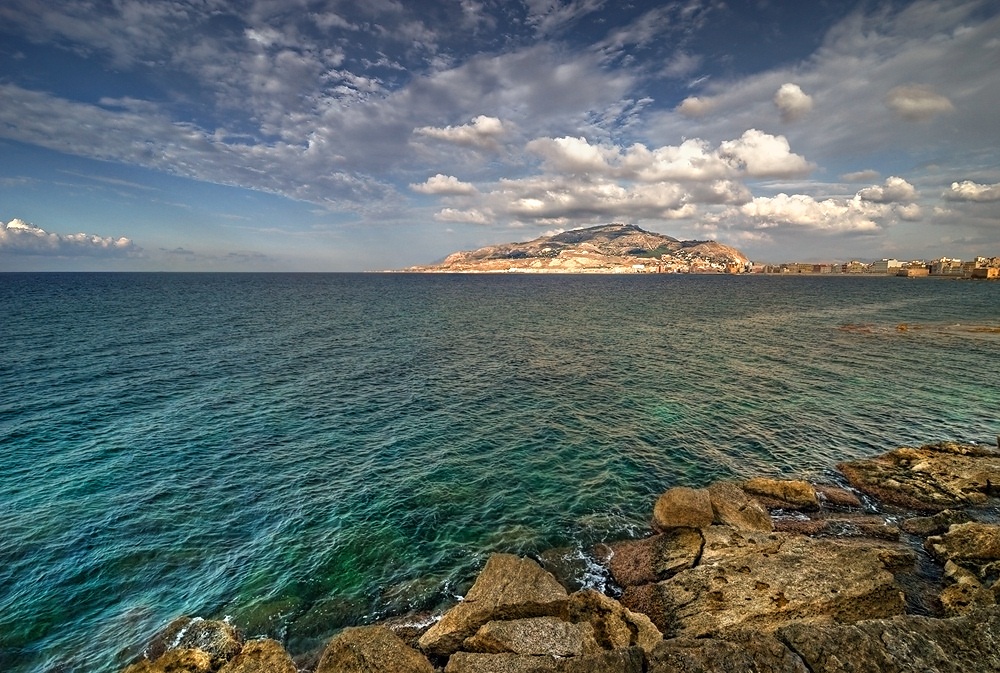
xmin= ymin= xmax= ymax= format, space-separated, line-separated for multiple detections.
xmin=463 ymin=617 xmax=599 ymax=656
xmin=708 ymin=481 xmax=773 ymax=532
xmin=123 ymin=649 xmax=212 ymax=673
xmin=939 ymin=583 xmax=996 ymax=617
xmin=444 ymin=647 xmax=643 ymax=673
xmin=418 ymin=554 xmax=569 ymax=656
xmin=777 ymin=606 xmax=1000 ymax=673
xmin=838 ymin=442 xmax=1000 ymax=511
xmin=218 ymin=639 xmax=296 ymax=673
xmin=647 ymin=632 xmax=809 ymax=673
xmin=144 ymin=617 xmax=243 ymax=669
xmin=743 ymin=478 xmax=820 ymax=511
xmin=814 ymin=485 xmax=863 ymax=508
xmin=901 ymin=509 xmax=973 ymax=537
xmin=622 ymin=532 xmax=905 ymax=637
xmin=317 ymin=625 xmax=434 ymax=673
xmin=607 ymin=529 xmax=703 ymax=587
xmin=925 ymin=522 xmax=1000 ymax=564
xmin=652 ymin=487 xmax=714 ymax=531
xmin=562 ymin=589 xmax=662 ymax=653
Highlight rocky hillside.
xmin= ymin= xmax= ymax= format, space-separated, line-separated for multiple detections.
xmin=409 ymin=223 xmax=750 ymax=273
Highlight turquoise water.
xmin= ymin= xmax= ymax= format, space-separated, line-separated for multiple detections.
xmin=1 ymin=272 xmax=997 ymax=672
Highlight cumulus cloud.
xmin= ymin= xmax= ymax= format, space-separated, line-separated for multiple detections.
xmin=413 ymin=115 xmax=506 ymax=150
xmin=736 ymin=194 xmax=883 ymax=234
xmin=773 ymin=83 xmax=813 ymax=122
xmin=885 ymin=85 xmax=955 ymax=121
xmin=0 ymin=218 xmax=140 ymax=256
xmin=945 ymin=180 xmax=1000 ymax=202
xmin=718 ymin=130 xmax=813 ymax=178
xmin=675 ymin=95 xmax=717 ymax=117
xmin=410 ymin=174 xmax=478 ymax=195
xmin=857 ymin=176 xmax=918 ymax=203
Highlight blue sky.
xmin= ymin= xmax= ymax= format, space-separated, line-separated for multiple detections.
xmin=1 ymin=0 xmax=998 ymax=271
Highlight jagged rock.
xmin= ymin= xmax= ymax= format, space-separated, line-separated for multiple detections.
xmin=652 ymin=487 xmax=713 ymax=531
xmin=708 ymin=481 xmax=773 ymax=532
xmin=123 ymin=649 xmax=212 ymax=673
xmin=418 ymin=555 xmax=569 ymax=656
xmin=144 ymin=617 xmax=243 ymax=669
xmin=776 ymin=606 xmax=1000 ymax=673
xmin=814 ymin=485 xmax=863 ymax=508
xmin=743 ymin=478 xmax=819 ymax=511
xmin=925 ymin=522 xmax=1000 ymax=565
xmin=562 ymin=589 xmax=662 ymax=653
xmin=607 ymin=529 xmax=703 ymax=586
xmin=837 ymin=441 xmax=1000 ymax=511
xmin=444 ymin=647 xmax=644 ymax=673
xmin=317 ymin=625 xmax=434 ymax=673
xmin=647 ymin=632 xmax=809 ymax=673
xmin=774 ymin=516 xmax=899 ymax=540
xmin=622 ymin=530 xmax=905 ymax=637
xmin=463 ymin=617 xmax=599 ymax=656
xmin=901 ymin=509 xmax=973 ymax=536
xmin=218 ymin=639 xmax=297 ymax=673
xmin=939 ymin=583 xmax=996 ymax=616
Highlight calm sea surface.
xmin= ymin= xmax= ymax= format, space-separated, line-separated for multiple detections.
xmin=1 ymin=272 xmax=998 ymax=672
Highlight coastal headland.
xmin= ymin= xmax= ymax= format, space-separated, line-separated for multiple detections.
xmin=122 ymin=438 xmax=1000 ymax=673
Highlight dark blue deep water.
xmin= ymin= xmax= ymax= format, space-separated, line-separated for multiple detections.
xmin=1 ymin=272 xmax=998 ymax=672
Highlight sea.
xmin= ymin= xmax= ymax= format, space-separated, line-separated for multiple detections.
xmin=1 ymin=272 xmax=998 ymax=672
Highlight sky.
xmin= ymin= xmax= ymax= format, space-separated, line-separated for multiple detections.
xmin=1 ymin=0 xmax=999 ymax=271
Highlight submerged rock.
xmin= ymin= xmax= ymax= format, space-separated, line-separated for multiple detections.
xmin=317 ymin=625 xmax=434 ymax=673
xmin=838 ymin=441 xmax=1000 ymax=511
xmin=418 ymin=554 xmax=569 ymax=656
xmin=652 ymin=487 xmax=714 ymax=531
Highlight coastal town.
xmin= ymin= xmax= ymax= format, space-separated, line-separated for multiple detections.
xmin=754 ymin=255 xmax=1000 ymax=278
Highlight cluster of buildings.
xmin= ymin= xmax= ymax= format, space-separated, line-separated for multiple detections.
xmin=754 ymin=256 xmax=1000 ymax=279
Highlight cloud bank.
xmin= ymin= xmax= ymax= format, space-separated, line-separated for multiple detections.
xmin=0 ymin=219 xmax=140 ymax=256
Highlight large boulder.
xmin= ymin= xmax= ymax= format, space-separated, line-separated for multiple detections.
xmin=122 ymin=649 xmax=212 ymax=673
xmin=776 ymin=606 xmax=1000 ymax=673
xmin=142 ymin=617 xmax=243 ymax=670
xmin=838 ymin=442 xmax=1000 ymax=511
xmin=708 ymin=482 xmax=773 ymax=532
xmin=562 ymin=589 xmax=662 ymax=654
xmin=463 ymin=617 xmax=599 ymax=656
xmin=444 ymin=647 xmax=644 ymax=673
xmin=418 ymin=555 xmax=569 ymax=656
xmin=925 ymin=522 xmax=1000 ymax=565
xmin=622 ymin=530 xmax=905 ymax=637
xmin=607 ymin=529 xmax=703 ymax=587
xmin=647 ymin=632 xmax=809 ymax=673
xmin=652 ymin=487 xmax=714 ymax=531
xmin=742 ymin=478 xmax=819 ymax=511
xmin=317 ymin=625 xmax=434 ymax=673
xmin=218 ymin=639 xmax=297 ymax=673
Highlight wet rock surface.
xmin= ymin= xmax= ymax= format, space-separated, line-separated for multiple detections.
xmin=119 ymin=438 xmax=1000 ymax=673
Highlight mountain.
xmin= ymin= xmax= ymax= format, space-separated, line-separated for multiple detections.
xmin=407 ymin=223 xmax=751 ymax=274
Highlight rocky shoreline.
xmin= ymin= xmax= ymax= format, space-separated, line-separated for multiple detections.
xmin=123 ymin=439 xmax=1000 ymax=673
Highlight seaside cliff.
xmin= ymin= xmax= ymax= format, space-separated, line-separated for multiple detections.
xmin=123 ymin=439 xmax=1000 ymax=673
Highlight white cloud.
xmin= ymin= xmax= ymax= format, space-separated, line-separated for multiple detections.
xmin=676 ymin=95 xmax=717 ymax=117
xmin=857 ymin=176 xmax=918 ymax=203
xmin=841 ymin=169 xmax=881 ymax=182
xmin=945 ymin=180 xmax=1000 ymax=202
xmin=773 ymin=83 xmax=813 ymax=122
xmin=413 ymin=115 xmax=506 ymax=150
xmin=718 ymin=130 xmax=813 ymax=178
xmin=884 ymin=84 xmax=955 ymax=121
xmin=736 ymin=194 xmax=884 ymax=234
xmin=525 ymin=136 xmax=620 ymax=175
xmin=434 ymin=208 xmax=492 ymax=224
xmin=410 ymin=174 xmax=478 ymax=195
xmin=0 ymin=218 xmax=140 ymax=256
